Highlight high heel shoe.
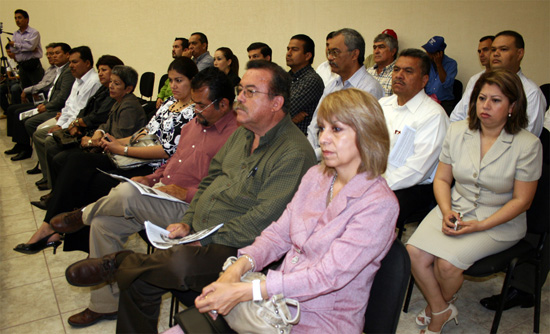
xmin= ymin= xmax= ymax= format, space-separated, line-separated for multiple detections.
xmin=420 ymin=303 xmax=458 ymax=334
xmin=416 ymin=294 xmax=458 ymax=326
xmin=13 ymin=233 xmax=62 ymax=255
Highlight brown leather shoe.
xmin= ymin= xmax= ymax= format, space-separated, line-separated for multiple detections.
xmin=65 ymin=250 xmax=133 ymax=287
xmin=67 ymin=308 xmax=117 ymax=327
xmin=51 ymin=208 xmax=85 ymax=233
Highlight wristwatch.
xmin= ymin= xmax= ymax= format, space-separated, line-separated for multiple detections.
xmin=87 ymin=139 xmax=92 ymax=147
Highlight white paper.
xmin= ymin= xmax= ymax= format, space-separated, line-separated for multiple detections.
xmin=97 ymin=169 xmax=186 ymax=203
xmin=19 ymin=108 xmax=39 ymax=121
xmin=388 ymin=125 xmax=416 ymax=168
xmin=144 ymin=221 xmax=224 ymax=249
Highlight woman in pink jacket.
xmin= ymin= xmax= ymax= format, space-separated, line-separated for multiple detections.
xmin=193 ymin=88 xmax=399 ymax=333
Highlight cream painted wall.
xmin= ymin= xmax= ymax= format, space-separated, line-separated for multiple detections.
xmin=2 ymin=1 xmax=549 ymax=94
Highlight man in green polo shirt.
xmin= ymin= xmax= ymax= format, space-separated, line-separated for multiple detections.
xmin=64 ymin=60 xmax=317 ymax=332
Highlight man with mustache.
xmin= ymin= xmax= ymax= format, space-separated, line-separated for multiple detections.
xmin=285 ymin=34 xmax=324 ymax=134
xmin=379 ymin=48 xmax=449 ymax=237
xmin=366 ymin=29 xmax=399 ymax=97
xmin=61 ymin=60 xmax=316 ymax=332
xmin=307 ymin=28 xmax=383 ymax=159
xmin=450 ymin=30 xmax=546 ymax=137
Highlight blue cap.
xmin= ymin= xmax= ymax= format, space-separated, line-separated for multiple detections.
xmin=422 ymin=36 xmax=446 ymax=53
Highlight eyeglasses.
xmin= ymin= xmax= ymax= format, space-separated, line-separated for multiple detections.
xmin=326 ymin=48 xmax=350 ymax=59
xmin=193 ymin=99 xmax=217 ymax=114
xmin=236 ymin=86 xmax=270 ymax=98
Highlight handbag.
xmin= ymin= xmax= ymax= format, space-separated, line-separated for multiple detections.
xmin=222 ymin=256 xmax=300 ymax=334
xmin=52 ymin=129 xmax=80 ymax=149
xmin=108 ymin=127 xmax=163 ymax=170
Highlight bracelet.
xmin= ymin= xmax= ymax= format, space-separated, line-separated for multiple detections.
xmin=252 ymin=279 xmax=262 ymax=301
xmin=124 ymin=146 xmax=129 ymax=156
xmin=239 ymin=254 xmax=255 ymax=273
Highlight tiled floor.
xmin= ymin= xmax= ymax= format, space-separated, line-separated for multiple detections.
xmin=0 ymin=116 xmax=548 ymax=333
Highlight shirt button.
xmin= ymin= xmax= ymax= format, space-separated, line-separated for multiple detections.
xmin=475 ymin=194 xmax=479 ymax=199
xmin=475 ymin=183 xmax=479 ymax=188
xmin=474 ymin=203 xmax=478 ymax=208
xmin=291 ymin=256 xmax=299 ymax=264
xmin=192 ymin=145 xmax=195 ymax=148
xmin=179 ymin=159 xmax=182 ymax=163
xmin=473 ymin=172 xmax=478 ymax=178
xmin=167 ymin=175 xmax=170 ymax=178
xmin=203 ymin=129 xmax=206 ymax=133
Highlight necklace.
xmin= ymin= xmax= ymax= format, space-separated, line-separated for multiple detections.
xmin=329 ymin=172 xmax=338 ymax=203
xmin=169 ymin=99 xmax=191 ymax=113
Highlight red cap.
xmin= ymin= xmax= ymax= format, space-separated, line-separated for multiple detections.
xmin=381 ymin=29 xmax=398 ymax=40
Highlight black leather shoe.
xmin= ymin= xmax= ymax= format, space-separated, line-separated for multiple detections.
xmin=480 ymin=287 xmax=535 ymax=311
xmin=27 ymin=163 xmax=41 ymax=174
xmin=10 ymin=150 xmax=32 ymax=161
xmin=40 ymin=192 xmax=52 ymax=201
xmin=65 ymin=250 xmax=133 ymax=287
xmin=37 ymin=182 xmax=50 ymax=191
xmin=31 ymin=197 xmax=50 ymax=210
xmin=13 ymin=232 xmax=62 ymax=255
xmin=4 ymin=145 xmax=21 ymax=155
xmin=35 ymin=178 xmax=47 ymax=186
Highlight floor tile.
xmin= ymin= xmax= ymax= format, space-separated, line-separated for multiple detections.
xmin=0 ymin=253 xmax=50 ymax=289
xmin=0 ymin=315 xmax=65 ymax=334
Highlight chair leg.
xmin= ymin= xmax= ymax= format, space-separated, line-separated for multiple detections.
xmin=403 ymin=274 xmax=415 ymax=313
xmin=169 ymin=294 xmax=180 ymax=327
xmin=534 ymin=261 xmax=541 ymax=334
xmin=490 ymin=258 xmax=519 ymax=334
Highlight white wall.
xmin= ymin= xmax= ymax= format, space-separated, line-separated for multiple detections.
xmin=2 ymin=0 xmax=549 ymax=93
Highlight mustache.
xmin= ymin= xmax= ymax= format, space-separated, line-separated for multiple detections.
xmin=329 ymin=61 xmax=338 ymax=68
xmin=234 ymin=102 xmax=248 ymax=112
xmin=393 ymin=79 xmax=405 ymax=86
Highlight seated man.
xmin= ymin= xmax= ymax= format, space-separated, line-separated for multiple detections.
xmin=247 ymin=42 xmax=272 ymax=61
xmin=31 ymin=46 xmax=102 ymax=188
xmin=189 ymin=32 xmax=214 ymax=71
xmin=4 ymin=42 xmax=74 ymax=160
xmin=378 ymin=48 xmax=449 ymax=235
xmin=421 ymin=36 xmax=457 ymax=114
xmin=367 ymin=31 xmax=399 ymax=96
xmin=316 ymin=31 xmax=338 ymax=85
xmin=285 ymin=34 xmax=324 ymax=133
xmin=52 ymin=68 xmax=240 ymax=327
xmin=62 ymin=60 xmax=316 ymax=332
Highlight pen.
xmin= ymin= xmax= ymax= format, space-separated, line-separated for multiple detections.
xmin=247 ymin=166 xmax=258 ymax=178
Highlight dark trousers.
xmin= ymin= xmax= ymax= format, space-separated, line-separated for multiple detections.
xmin=6 ymin=102 xmax=55 ymax=148
xmin=18 ymin=58 xmax=44 ymax=89
xmin=115 ymin=244 xmax=238 ymax=333
xmin=393 ymin=184 xmax=435 ymax=233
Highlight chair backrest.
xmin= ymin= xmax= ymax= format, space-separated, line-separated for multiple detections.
xmin=526 ymin=157 xmax=549 ymax=235
xmin=158 ymin=73 xmax=169 ymax=94
xmin=140 ymin=72 xmax=155 ymax=100
xmin=364 ymin=239 xmax=411 ymax=334
xmin=453 ymin=79 xmax=463 ymax=101
xmin=539 ymin=83 xmax=549 ymax=108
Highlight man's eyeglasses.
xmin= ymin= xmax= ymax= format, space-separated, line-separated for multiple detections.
xmin=326 ymin=48 xmax=349 ymax=58
xmin=194 ymin=99 xmax=217 ymax=114
xmin=236 ymin=86 xmax=270 ymax=98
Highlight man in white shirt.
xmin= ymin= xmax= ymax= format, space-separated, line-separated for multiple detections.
xmin=307 ymin=28 xmax=384 ymax=159
xmin=450 ymin=36 xmax=494 ymax=122
xmin=31 ymin=46 xmax=101 ymax=187
xmin=378 ymin=48 xmax=449 ymax=237
xmin=450 ymin=31 xmax=546 ymax=137
xmin=315 ymin=31 xmax=338 ymax=86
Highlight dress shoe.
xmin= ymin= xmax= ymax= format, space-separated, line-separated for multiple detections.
xmin=35 ymin=177 xmax=47 ymax=186
xmin=13 ymin=232 xmax=62 ymax=255
xmin=480 ymin=287 xmax=534 ymax=311
xmin=51 ymin=208 xmax=85 ymax=233
xmin=40 ymin=192 xmax=52 ymax=201
xmin=10 ymin=150 xmax=32 ymax=161
xmin=27 ymin=163 xmax=42 ymax=174
xmin=37 ymin=182 xmax=50 ymax=191
xmin=31 ymin=198 xmax=49 ymax=210
xmin=65 ymin=250 xmax=133 ymax=287
xmin=4 ymin=145 xmax=22 ymax=155
xmin=67 ymin=308 xmax=117 ymax=327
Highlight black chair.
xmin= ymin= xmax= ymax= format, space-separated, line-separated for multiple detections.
xmin=137 ymin=229 xmax=155 ymax=255
xmin=139 ymin=72 xmax=155 ymax=101
xmin=171 ymin=239 xmax=411 ymax=334
xmin=403 ymin=160 xmax=549 ymax=334
xmin=158 ymin=73 xmax=168 ymax=94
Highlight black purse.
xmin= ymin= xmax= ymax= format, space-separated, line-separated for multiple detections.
xmin=52 ymin=129 xmax=80 ymax=149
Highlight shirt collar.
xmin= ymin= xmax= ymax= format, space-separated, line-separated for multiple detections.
xmin=391 ymin=89 xmax=428 ymax=114
xmin=245 ymin=113 xmax=293 ymax=149
xmin=76 ymin=68 xmax=95 ymax=85
xmin=289 ymin=65 xmax=313 ymax=80
xmin=208 ymin=109 xmax=237 ymax=134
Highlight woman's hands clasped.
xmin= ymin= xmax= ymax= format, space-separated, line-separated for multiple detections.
xmin=441 ymin=210 xmax=483 ymax=235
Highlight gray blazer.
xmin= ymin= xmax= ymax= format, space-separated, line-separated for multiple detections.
xmin=45 ymin=64 xmax=75 ymax=113
xmin=440 ymin=120 xmax=542 ymax=241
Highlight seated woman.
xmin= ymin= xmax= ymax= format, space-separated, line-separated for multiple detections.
xmin=213 ymin=47 xmax=240 ymax=87
xmin=407 ymin=69 xmax=542 ymax=334
xmin=14 ymin=58 xmax=199 ymax=254
xmin=187 ymin=88 xmax=399 ymax=333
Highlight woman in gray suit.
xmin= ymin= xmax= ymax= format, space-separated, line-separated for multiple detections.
xmin=407 ymin=69 xmax=542 ymax=334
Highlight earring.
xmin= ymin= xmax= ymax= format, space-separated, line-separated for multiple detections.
xmin=508 ymin=113 xmax=512 ymax=118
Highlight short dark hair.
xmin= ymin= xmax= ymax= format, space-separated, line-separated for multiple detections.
xmin=191 ymin=67 xmax=235 ymax=109
xmin=54 ymin=43 xmax=71 ymax=54
xmin=246 ymin=60 xmax=291 ymax=113
xmin=168 ymin=56 xmax=199 ymax=82
xmin=247 ymin=42 xmax=272 ymax=58
xmin=216 ymin=47 xmax=239 ymax=75
xmin=495 ymin=30 xmax=525 ymax=49
xmin=14 ymin=9 xmax=29 ymax=19
xmin=398 ymin=48 xmax=431 ymax=77
xmin=290 ymin=34 xmax=315 ymax=64
xmin=479 ymin=35 xmax=495 ymax=43
xmin=326 ymin=31 xmax=336 ymax=41
xmin=468 ymin=69 xmax=528 ymax=134
xmin=45 ymin=43 xmax=56 ymax=49
xmin=69 ymin=46 xmax=94 ymax=67
xmin=111 ymin=65 xmax=139 ymax=92
xmin=191 ymin=32 xmax=208 ymax=45
xmin=96 ymin=55 xmax=124 ymax=70
xmin=333 ymin=28 xmax=366 ymax=65
xmin=175 ymin=37 xmax=189 ymax=49
xmin=374 ymin=33 xmax=399 ymax=60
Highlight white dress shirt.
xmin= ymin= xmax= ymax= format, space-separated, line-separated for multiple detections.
xmin=56 ymin=68 xmax=101 ymax=128
xmin=380 ymin=90 xmax=450 ymax=190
